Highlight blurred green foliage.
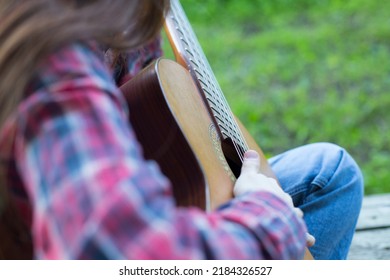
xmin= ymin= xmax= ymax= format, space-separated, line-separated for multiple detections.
xmin=163 ymin=0 xmax=390 ymax=194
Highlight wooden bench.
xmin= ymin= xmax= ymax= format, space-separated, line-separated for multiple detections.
xmin=347 ymin=193 xmax=390 ymax=260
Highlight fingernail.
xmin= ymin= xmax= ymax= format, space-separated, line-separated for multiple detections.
xmin=306 ymin=233 xmax=316 ymax=246
xmin=244 ymin=150 xmax=259 ymax=159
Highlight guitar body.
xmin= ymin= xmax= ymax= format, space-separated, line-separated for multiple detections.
xmin=121 ymin=58 xmax=270 ymax=210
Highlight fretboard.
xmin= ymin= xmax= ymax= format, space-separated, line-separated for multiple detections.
xmin=165 ymin=0 xmax=247 ymax=150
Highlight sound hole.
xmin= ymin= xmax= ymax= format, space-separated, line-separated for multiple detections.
xmin=221 ymin=138 xmax=243 ymax=179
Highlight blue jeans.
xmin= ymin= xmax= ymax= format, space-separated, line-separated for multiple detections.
xmin=269 ymin=142 xmax=364 ymax=260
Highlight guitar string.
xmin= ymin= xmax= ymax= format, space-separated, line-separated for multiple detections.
xmin=178 ymin=2 xmax=249 ymax=161
xmin=168 ymin=0 xmax=249 ymax=162
xmin=169 ymin=1 xmax=241 ymax=144
xmin=170 ymin=6 xmax=246 ymax=162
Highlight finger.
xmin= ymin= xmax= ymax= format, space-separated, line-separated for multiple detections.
xmin=306 ymin=233 xmax=316 ymax=247
xmin=241 ymin=150 xmax=260 ymax=175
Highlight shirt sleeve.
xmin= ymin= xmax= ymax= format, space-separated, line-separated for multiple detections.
xmin=15 ymin=43 xmax=307 ymax=260
xmin=105 ymin=36 xmax=163 ymax=86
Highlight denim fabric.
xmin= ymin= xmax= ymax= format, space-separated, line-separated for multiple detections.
xmin=269 ymin=142 xmax=364 ymax=260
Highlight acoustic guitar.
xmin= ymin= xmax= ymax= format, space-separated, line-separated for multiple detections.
xmin=163 ymin=0 xmax=280 ymax=207
xmin=120 ymin=0 xmax=313 ymax=259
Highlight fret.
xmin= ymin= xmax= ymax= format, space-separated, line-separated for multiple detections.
xmin=205 ymin=96 xmax=216 ymax=106
xmin=184 ymin=48 xmax=194 ymax=57
xmin=170 ymin=15 xmax=180 ymax=25
xmin=193 ymin=68 xmax=204 ymax=78
xmin=180 ymin=37 xmax=190 ymax=47
xmin=189 ymin=58 xmax=199 ymax=68
xmin=175 ymin=27 xmax=185 ymax=37
xmin=198 ymin=76 xmax=209 ymax=88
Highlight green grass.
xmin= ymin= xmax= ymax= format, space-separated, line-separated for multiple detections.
xmin=163 ymin=0 xmax=390 ymax=195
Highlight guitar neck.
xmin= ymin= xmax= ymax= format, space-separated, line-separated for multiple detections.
xmin=164 ymin=0 xmax=247 ymax=151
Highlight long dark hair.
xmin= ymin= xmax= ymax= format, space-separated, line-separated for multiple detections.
xmin=0 ymin=0 xmax=170 ymax=259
